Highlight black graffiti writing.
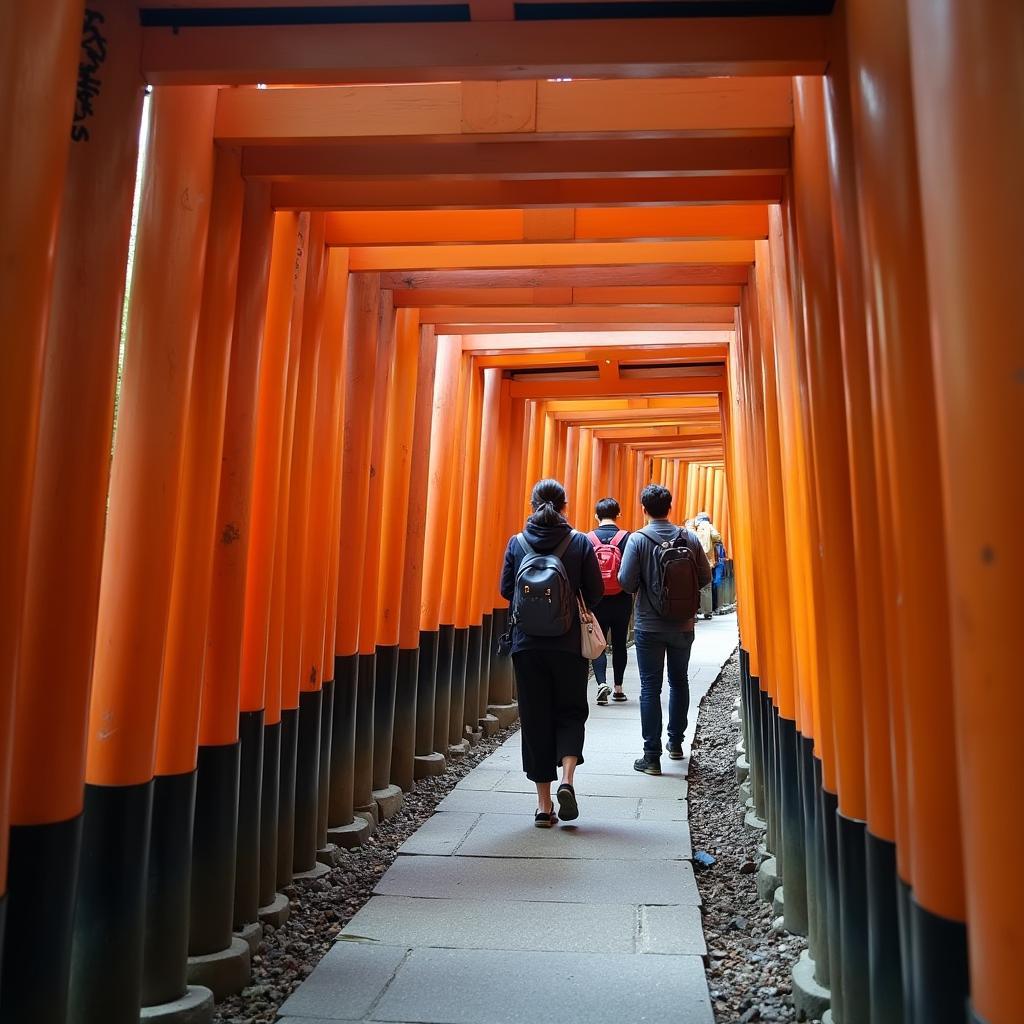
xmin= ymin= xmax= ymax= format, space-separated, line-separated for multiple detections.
xmin=71 ymin=9 xmax=108 ymax=142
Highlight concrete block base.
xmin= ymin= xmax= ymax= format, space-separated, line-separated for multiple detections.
xmin=735 ymin=756 xmax=749 ymax=783
xmin=730 ymin=709 xmax=740 ymax=725
xmin=414 ymin=752 xmax=446 ymax=779
xmin=235 ymin=920 xmax=263 ymax=956
xmin=772 ymin=885 xmax=785 ymax=918
xmin=317 ymin=843 xmax=342 ymax=867
xmin=739 ymin=780 xmax=752 ymax=805
xmin=823 ymin=1012 xmax=833 ymax=1024
xmin=328 ymin=816 xmax=372 ymax=849
xmin=478 ymin=713 xmax=500 ymax=737
xmin=756 ymin=856 xmax=780 ymax=902
xmin=186 ymin=936 xmax=250 ymax=1000
xmin=448 ymin=740 xmax=470 ymax=759
xmin=735 ymin=740 xmax=745 ymax=756
xmin=293 ymin=860 xmax=331 ymax=882
xmin=258 ymin=892 xmax=290 ymax=929
xmin=373 ymin=784 xmax=404 ymax=820
xmin=464 ymin=726 xmax=483 ymax=746
xmin=487 ymin=703 xmax=519 ymax=729
xmin=355 ymin=801 xmax=380 ymax=825
xmin=793 ymin=950 xmax=831 ymax=1021
xmin=744 ymin=808 xmax=767 ymax=834
xmin=141 ymin=985 xmax=214 ymax=1024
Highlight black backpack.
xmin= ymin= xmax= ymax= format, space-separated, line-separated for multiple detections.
xmin=510 ymin=532 xmax=575 ymax=637
xmin=640 ymin=526 xmax=700 ymax=623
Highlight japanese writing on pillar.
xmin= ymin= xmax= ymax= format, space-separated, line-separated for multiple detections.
xmin=72 ymin=9 xmax=108 ymax=142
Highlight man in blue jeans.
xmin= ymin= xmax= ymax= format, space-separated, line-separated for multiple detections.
xmin=617 ymin=484 xmax=711 ymax=775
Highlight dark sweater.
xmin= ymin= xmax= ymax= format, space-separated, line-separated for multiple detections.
xmin=499 ymin=516 xmax=604 ymax=656
xmin=589 ymin=523 xmax=634 ymax=613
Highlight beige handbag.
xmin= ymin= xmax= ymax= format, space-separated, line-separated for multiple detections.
xmin=578 ymin=596 xmax=607 ymax=660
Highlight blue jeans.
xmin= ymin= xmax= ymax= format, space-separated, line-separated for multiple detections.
xmin=634 ymin=628 xmax=695 ymax=756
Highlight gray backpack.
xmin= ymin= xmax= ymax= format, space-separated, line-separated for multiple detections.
xmin=511 ymin=532 xmax=575 ymax=637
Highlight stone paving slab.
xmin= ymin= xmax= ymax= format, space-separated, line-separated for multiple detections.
xmin=436 ymin=788 xmax=646 ymax=819
xmin=277 ymin=942 xmax=407 ymax=1020
xmin=641 ymin=904 xmax=708 ymax=955
xmin=452 ymin=768 xmax=510 ymax=792
xmin=341 ymin=895 xmax=639 ymax=953
xmin=452 ymin=812 xmax=692 ymax=861
xmin=369 ymin=946 xmax=714 ymax=1024
xmin=396 ymin=812 xmax=480 ymax=856
xmin=478 ymin=747 xmax=688 ymax=777
xmin=374 ymin=854 xmax=700 ymax=905
xmin=494 ymin=770 xmax=688 ymax=798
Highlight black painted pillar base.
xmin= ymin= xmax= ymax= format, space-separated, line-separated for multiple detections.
xmin=1 ymin=815 xmax=82 ymax=1022
xmin=434 ymin=625 xmax=455 ymax=756
xmin=798 ymin=734 xmax=822 ymax=963
xmin=897 ymin=878 xmax=916 ymax=1024
xmin=293 ymin=689 xmax=323 ymax=874
xmin=865 ymin=831 xmax=904 ymax=1024
xmin=477 ymin=613 xmax=492 ymax=723
xmin=372 ymin=645 xmax=399 ymax=793
xmin=276 ymin=710 xmax=298 ymax=890
xmin=190 ymin=743 xmax=241 ymax=957
xmin=747 ymin=667 xmax=765 ymax=815
xmin=391 ymin=646 xmax=419 ymax=793
xmin=836 ymin=812 xmax=870 ymax=1024
xmin=353 ymin=653 xmax=376 ymax=811
xmin=765 ymin=696 xmax=780 ymax=863
xmin=143 ymin=771 xmax=197 ymax=1007
xmin=449 ymin=628 xmax=468 ymax=748
xmin=911 ymin=894 xmax=969 ymax=1024
xmin=69 ymin=780 xmax=153 ymax=1024
xmin=328 ymin=655 xmax=357 ymax=828
xmin=813 ymin=757 xmax=831 ymax=987
xmin=317 ymin=679 xmax=334 ymax=849
xmin=778 ymin=716 xmax=808 ymax=936
xmin=464 ymin=624 xmax=482 ymax=733
xmin=415 ymin=630 xmax=439 ymax=757
xmin=822 ymin=788 xmax=843 ymax=1012
xmin=259 ymin=720 xmax=281 ymax=908
xmin=234 ymin=711 xmax=264 ymax=931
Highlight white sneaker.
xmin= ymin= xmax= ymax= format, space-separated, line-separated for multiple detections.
xmin=596 ymin=684 xmax=611 ymax=705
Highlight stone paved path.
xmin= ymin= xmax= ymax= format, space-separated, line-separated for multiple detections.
xmin=279 ymin=613 xmax=739 ymax=1024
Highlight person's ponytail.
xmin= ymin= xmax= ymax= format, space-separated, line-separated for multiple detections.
xmin=528 ymin=479 xmax=567 ymax=527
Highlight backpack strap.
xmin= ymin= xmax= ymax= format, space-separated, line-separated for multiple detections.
xmin=553 ymin=530 xmax=575 ymax=560
xmin=639 ymin=525 xmax=663 ymax=546
xmin=516 ymin=533 xmax=536 ymax=557
xmin=611 ymin=529 xmax=628 ymax=547
xmin=586 ymin=531 xmax=601 ymax=548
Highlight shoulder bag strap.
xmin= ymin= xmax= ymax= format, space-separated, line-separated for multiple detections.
xmin=516 ymin=533 xmax=536 ymax=557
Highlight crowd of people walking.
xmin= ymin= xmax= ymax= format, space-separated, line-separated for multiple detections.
xmin=499 ymin=478 xmax=726 ymax=825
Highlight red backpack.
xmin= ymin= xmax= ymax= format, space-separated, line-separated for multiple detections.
xmin=587 ymin=530 xmax=628 ymax=596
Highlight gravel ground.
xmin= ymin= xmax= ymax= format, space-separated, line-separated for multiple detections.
xmin=213 ymin=724 xmax=519 ymax=1024
xmin=689 ymin=655 xmax=815 ymax=1024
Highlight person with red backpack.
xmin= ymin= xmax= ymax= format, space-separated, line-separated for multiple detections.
xmin=617 ymin=484 xmax=711 ymax=776
xmin=587 ymin=497 xmax=633 ymax=706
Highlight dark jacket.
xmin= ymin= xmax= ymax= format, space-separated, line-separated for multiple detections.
xmin=589 ymin=523 xmax=634 ymax=613
xmin=618 ymin=519 xmax=712 ymax=633
xmin=500 ymin=516 xmax=604 ymax=656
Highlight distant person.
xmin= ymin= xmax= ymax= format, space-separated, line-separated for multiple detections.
xmin=500 ymin=479 xmax=604 ymax=827
xmin=587 ymin=497 xmax=632 ymax=706
xmin=618 ymin=484 xmax=711 ymax=776
xmin=695 ymin=512 xmax=723 ymax=619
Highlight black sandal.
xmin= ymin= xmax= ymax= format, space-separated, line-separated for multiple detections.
xmin=534 ymin=808 xmax=557 ymax=828
xmin=612 ymin=692 xmax=628 ymax=702
xmin=556 ymin=783 xmax=579 ymax=822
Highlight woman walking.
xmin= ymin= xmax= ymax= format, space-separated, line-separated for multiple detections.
xmin=587 ymin=497 xmax=633 ymax=706
xmin=500 ymin=479 xmax=604 ymax=827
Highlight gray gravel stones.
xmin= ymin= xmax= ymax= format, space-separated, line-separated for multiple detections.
xmin=211 ymin=722 xmax=519 ymax=1024
xmin=688 ymin=657 xmax=820 ymax=1024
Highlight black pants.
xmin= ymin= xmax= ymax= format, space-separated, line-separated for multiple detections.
xmin=593 ymin=592 xmax=632 ymax=688
xmin=512 ymin=649 xmax=589 ymax=783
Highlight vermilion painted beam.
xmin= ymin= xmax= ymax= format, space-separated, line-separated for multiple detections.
xmin=419 ymin=305 xmax=735 ymax=325
xmin=248 ymin=138 xmax=789 ymax=182
xmin=213 ymin=78 xmax=793 ymax=144
xmin=348 ymin=241 xmax=754 ymax=270
xmin=141 ymin=17 xmax=830 ymax=86
xmin=322 ymin=207 xmax=768 ymax=245
xmin=271 ymin=176 xmax=783 ymax=210
xmin=394 ymin=285 xmax=743 ymax=307
xmin=461 ymin=331 xmax=732 ymax=352
xmin=509 ymin=375 xmax=727 ymax=399
xmin=386 ymin=265 xmax=751 ymax=288
xmin=440 ymin=321 xmax=734 ymax=334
